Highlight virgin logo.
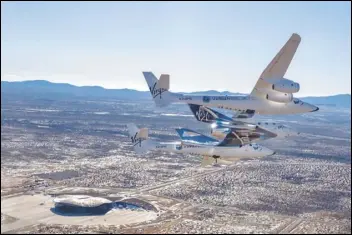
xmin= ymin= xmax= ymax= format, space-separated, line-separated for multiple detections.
xmin=195 ymin=108 xmax=212 ymax=122
xmin=149 ymin=83 xmax=167 ymax=99
xmin=131 ymin=132 xmax=142 ymax=147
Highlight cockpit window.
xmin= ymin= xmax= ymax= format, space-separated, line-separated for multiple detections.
xmin=250 ymin=143 xmax=260 ymax=150
xmin=293 ymin=99 xmax=304 ymax=106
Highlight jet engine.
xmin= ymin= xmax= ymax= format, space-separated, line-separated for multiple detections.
xmin=263 ymin=78 xmax=300 ymax=93
xmin=272 ymin=79 xmax=300 ymax=93
xmin=266 ymin=92 xmax=293 ymax=103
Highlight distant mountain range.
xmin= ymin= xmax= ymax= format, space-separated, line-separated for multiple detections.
xmin=1 ymin=80 xmax=351 ymax=108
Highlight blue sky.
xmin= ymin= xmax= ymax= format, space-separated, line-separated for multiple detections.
xmin=1 ymin=1 xmax=351 ymax=96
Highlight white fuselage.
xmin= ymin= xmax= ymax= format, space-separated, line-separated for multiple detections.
xmin=170 ymin=93 xmax=318 ymax=115
xmin=150 ymin=141 xmax=275 ymax=161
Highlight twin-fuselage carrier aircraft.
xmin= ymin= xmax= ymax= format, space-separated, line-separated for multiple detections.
xmin=128 ymin=33 xmax=318 ymax=166
xmin=143 ymin=33 xmax=319 ymax=115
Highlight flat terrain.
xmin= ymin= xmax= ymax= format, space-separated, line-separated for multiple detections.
xmin=1 ymin=96 xmax=351 ymax=234
xmin=1 ymin=194 xmax=157 ymax=233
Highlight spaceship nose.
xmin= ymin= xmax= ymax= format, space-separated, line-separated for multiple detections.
xmin=263 ymin=148 xmax=276 ymax=157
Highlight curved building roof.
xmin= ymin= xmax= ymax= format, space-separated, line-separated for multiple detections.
xmin=53 ymin=195 xmax=112 ymax=207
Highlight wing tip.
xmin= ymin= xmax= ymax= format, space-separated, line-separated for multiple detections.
xmin=175 ymin=128 xmax=185 ymax=138
xmin=291 ymin=33 xmax=301 ymax=43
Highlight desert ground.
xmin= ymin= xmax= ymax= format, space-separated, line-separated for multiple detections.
xmin=1 ymin=96 xmax=351 ymax=234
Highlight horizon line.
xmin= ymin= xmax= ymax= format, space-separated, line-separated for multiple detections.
xmin=1 ymin=79 xmax=351 ymax=98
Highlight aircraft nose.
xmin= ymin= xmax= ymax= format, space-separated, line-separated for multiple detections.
xmin=309 ymin=105 xmax=319 ymax=112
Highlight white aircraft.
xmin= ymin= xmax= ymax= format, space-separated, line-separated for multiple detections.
xmin=188 ymin=104 xmax=300 ymax=145
xmin=142 ymin=33 xmax=319 ymax=115
xmin=127 ymin=123 xmax=275 ymax=166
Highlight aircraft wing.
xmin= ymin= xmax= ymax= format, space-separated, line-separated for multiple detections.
xmin=175 ymin=128 xmax=219 ymax=146
xmin=250 ymin=33 xmax=301 ymax=99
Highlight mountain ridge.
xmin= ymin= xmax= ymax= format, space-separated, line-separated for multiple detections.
xmin=1 ymin=80 xmax=350 ymax=107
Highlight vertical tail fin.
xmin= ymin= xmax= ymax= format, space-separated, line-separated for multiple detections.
xmin=188 ymin=104 xmax=219 ymax=123
xmin=188 ymin=104 xmax=234 ymax=123
xmin=126 ymin=123 xmax=153 ymax=154
xmin=142 ymin=71 xmax=173 ymax=107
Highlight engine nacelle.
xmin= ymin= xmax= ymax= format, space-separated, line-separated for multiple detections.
xmin=263 ymin=78 xmax=300 ymax=93
xmin=266 ymin=92 xmax=293 ymax=103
